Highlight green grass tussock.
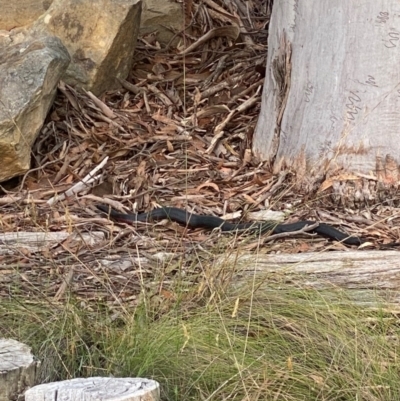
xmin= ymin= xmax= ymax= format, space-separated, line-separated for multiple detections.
xmin=1 ymin=279 xmax=400 ymax=400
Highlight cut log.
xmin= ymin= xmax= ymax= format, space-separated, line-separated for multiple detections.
xmin=0 ymin=339 xmax=38 ymax=401
xmin=25 ymin=377 xmax=160 ymax=401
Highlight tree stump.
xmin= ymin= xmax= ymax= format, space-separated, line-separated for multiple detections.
xmin=25 ymin=377 xmax=160 ymax=401
xmin=0 ymin=339 xmax=38 ymax=401
xmin=253 ymin=0 xmax=400 ymax=193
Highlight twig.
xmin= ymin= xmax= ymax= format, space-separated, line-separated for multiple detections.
xmin=262 ymin=222 xmax=320 ymax=242
xmin=47 ymin=157 xmax=109 ymax=206
xmin=180 ymin=25 xmax=240 ymax=55
xmin=85 ymin=90 xmax=116 ymax=118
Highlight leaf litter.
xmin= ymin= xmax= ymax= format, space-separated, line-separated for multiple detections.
xmin=0 ymin=0 xmax=399 ymax=305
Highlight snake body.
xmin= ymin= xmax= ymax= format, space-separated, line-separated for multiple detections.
xmin=96 ymin=204 xmax=364 ymax=246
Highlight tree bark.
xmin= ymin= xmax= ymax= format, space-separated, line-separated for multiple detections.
xmin=253 ymin=1 xmax=400 ymax=192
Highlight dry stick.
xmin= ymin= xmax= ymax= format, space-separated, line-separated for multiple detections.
xmin=53 ymin=155 xmax=72 ymax=184
xmin=148 ymin=85 xmax=174 ymax=106
xmin=228 ymin=78 xmax=264 ymax=105
xmin=54 ymin=267 xmax=75 ymax=301
xmin=262 ymin=222 xmax=320 ymax=242
xmin=201 ymin=75 xmax=243 ymax=100
xmin=202 ymin=54 xmax=229 ymax=87
xmin=196 ymin=105 xmax=230 ymax=119
xmin=85 ymin=90 xmax=116 ymax=119
xmin=84 ymin=194 xmax=128 ymax=213
xmin=143 ymin=91 xmax=151 ymax=114
xmin=200 ymin=81 xmax=230 ymax=99
xmin=252 ymin=171 xmax=290 ymax=207
xmin=206 ymin=93 xmax=260 ymax=154
xmin=117 ymin=78 xmax=143 ymax=95
xmin=47 ymin=157 xmax=109 ymax=206
xmin=85 ymin=110 xmax=126 ymax=132
xmin=58 ymin=81 xmax=81 ymax=111
xmin=18 ymin=159 xmax=64 ymax=192
xmin=180 ymin=25 xmax=240 ymax=55
xmin=0 ymin=196 xmax=47 ymax=205
xmin=204 ymin=0 xmax=237 ymax=18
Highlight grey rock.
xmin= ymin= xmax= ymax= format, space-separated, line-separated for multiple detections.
xmin=0 ymin=35 xmax=70 ymax=182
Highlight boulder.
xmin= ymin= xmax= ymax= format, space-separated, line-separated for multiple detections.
xmin=32 ymin=0 xmax=142 ymax=95
xmin=0 ymin=34 xmax=70 ymax=182
xmin=0 ymin=0 xmax=141 ymax=182
xmin=0 ymin=0 xmax=53 ymax=31
xmin=141 ymin=0 xmax=184 ymax=46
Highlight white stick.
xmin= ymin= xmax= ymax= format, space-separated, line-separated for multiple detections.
xmin=47 ymin=157 xmax=109 ymax=205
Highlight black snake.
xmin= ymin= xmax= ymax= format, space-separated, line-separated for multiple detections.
xmin=96 ymin=204 xmax=364 ymax=246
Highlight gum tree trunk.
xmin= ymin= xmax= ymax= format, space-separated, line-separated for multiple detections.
xmin=253 ymin=1 xmax=400 ymax=195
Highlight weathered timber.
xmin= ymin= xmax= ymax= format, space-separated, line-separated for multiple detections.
xmin=0 ymin=339 xmax=38 ymax=401
xmin=25 ymin=377 xmax=160 ymax=401
xmin=219 ymin=250 xmax=400 ymax=290
xmin=0 ymin=231 xmax=105 ymax=254
xmin=63 ymin=249 xmax=400 ymax=292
